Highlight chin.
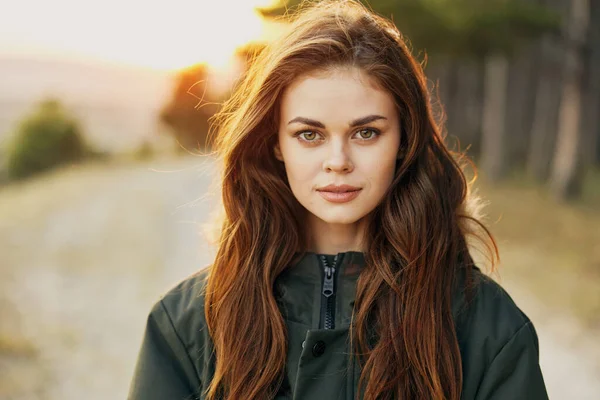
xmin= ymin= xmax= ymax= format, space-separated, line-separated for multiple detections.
xmin=313 ymin=210 xmax=367 ymax=225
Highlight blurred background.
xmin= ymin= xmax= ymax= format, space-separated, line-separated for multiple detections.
xmin=0 ymin=0 xmax=598 ymax=398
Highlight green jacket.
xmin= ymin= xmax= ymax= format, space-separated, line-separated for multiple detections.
xmin=128 ymin=251 xmax=548 ymax=400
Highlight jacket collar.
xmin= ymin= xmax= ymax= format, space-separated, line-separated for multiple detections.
xmin=289 ymin=251 xmax=366 ymax=279
xmin=275 ymin=251 xmax=477 ymax=332
xmin=273 ymin=251 xmax=366 ymax=330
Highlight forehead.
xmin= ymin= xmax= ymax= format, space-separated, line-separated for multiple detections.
xmin=279 ymin=67 xmax=397 ymax=123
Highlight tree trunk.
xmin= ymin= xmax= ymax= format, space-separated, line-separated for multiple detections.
xmin=527 ymin=0 xmax=570 ymax=181
xmin=527 ymin=35 xmax=564 ymax=181
xmin=505 ymin=42 xmax=539 ymax=169
xmin=580 ymin=1 xmax=600 ymax=167
xmin=550 ymin=0 xmax=590 ymax=200
xmin=481 ymin=54 xmax=509 ymax=181
xmin=453 ymin=59 xmax=485 ymax=158
xmin=440 ymin=61 xmax=461 ymax=146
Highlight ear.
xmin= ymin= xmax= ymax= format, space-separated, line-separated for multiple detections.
xmin=274 ymin=142 xmax=284 ymax=162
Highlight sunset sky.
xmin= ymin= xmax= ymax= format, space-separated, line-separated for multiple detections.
xmin=0 ymin=0 xmax=282 ymax=70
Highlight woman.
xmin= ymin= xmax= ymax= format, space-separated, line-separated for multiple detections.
xmin=128 ymin=1 xmax=548 ymax=399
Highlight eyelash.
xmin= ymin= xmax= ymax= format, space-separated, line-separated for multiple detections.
xmin=293 ymin=128 xmax=381 ymax=144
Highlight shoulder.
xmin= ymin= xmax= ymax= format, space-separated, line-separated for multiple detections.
xmin=145 ymin=266 xmax=215 ymax=383
xmin=453 ymin=266 xmax=535 ymax=361
xmin=454 ymin=266 xmax=530 ymax=331
xmin=151 ymin=267 xmax=212 ymax=343
xmin=453 ymin=266 xmax=544 ymax=395
xmin=158 ymin=267 xmax=210 ymax=318
xmin=129 ymin=268 xmax=214 ymax=398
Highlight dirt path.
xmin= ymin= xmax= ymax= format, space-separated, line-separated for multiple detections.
xmin=0 ymin=156 xmax=218 ymax=400
xmin=0 ymin=156 xmax=598 ymax=399
xmin=497 ymin=280 xmax=600 ymax=399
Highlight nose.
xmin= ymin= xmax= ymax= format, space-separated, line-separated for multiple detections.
xmin=322 ymin=141 xmax=354 ymax=173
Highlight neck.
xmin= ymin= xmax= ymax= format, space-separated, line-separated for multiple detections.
xmin=306 ymin=213 xmax=367 ymax=254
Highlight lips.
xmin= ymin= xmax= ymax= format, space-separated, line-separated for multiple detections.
xmin=316 ymin=184 xmax=361 ymax=193
xmin=316 ymin=185 xmax=362 ymax=204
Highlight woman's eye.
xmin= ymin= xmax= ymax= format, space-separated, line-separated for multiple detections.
xmin=355 ymin=128 xmax=379 ymax=140
xmin=296 ymin=131 xmax=321 ymax=142
xmin=294 ymin=129 xmax=379 ymax=143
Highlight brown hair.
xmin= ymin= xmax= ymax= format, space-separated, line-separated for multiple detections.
xmin=204 ymin=1 xmax=498 ymax=399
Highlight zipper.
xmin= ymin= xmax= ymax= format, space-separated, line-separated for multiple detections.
xmin=319 ymin=254 xmax=339 ymax=329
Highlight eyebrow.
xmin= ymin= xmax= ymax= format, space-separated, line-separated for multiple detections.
xmin=287 ymin=114 xmax=387 ymax=129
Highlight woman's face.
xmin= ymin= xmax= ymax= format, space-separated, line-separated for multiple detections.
xmin=274 ymin=66 xmax=401 ymax=227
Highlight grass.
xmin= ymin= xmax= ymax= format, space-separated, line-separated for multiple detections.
xmin=0 ymin=332 xmax=37 ymax=358
xmin=475 ymin=167 xmax=600 ymax=331
xmin=0 ymin=298 xmax=43 ymax=398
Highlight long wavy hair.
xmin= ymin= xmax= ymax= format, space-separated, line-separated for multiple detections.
xmin=204 ymin=1 xmax=498 ymax=399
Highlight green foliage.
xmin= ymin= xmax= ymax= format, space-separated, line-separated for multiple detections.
xmin=133 ymin=140 xmax=155 ymax=161
xmin=259 ymin=0 xmax=561 ymax=59
xmin=449 ymin=0 xmax=562 ymax=57
xmin=5 ymin=99 xmax=89 ymax=180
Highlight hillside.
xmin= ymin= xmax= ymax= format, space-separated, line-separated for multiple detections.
xmin=0 ymin=56 xmax=175 ymax=152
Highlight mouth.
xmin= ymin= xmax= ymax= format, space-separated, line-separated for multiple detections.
xmin=316 ymin=185 xmax=362 ymax=193
xmin=316 ymin=187 xmax=362 ymax=203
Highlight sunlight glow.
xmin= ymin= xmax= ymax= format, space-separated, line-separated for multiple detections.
xmin=0 ymin=0 xmax=282 ymax=71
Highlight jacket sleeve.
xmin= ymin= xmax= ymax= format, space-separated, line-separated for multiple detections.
xmin=128 ymin=299 xmax=202 ymax=400
xmin=475 ymin=321 xmax=549 ymax=400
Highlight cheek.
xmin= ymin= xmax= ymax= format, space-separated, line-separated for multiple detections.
xmin=364 ymin=155 xmax=398 ymax=193
xmin=287 ymin=163 xmax=311 ymax=182
xmin=283 ymin=154 xmax=320 ymax=190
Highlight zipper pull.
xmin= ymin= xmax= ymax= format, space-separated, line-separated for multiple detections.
xmin=322 ymin=266 xmax=335 ymax=297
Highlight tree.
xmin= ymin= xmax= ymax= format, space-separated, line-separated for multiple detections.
xmin=550 ymin=0 xmax=593 ymax=200
xmin=259 ymin=0 xmax=560 ymax=59
xmin=159 ymin=63 xmax=219 ymax=153
xmin=159 ymin=43 xmax=266 ymax=153
xmin=5 ymin=98 xmax=89 ymax=180
xmin=580 ymin=1 xmax=600 ymax=168
xmin=527 ymin=0 xmax=571 ymax=182
xmin=480 ymin=54 xmax=509 ymax=181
